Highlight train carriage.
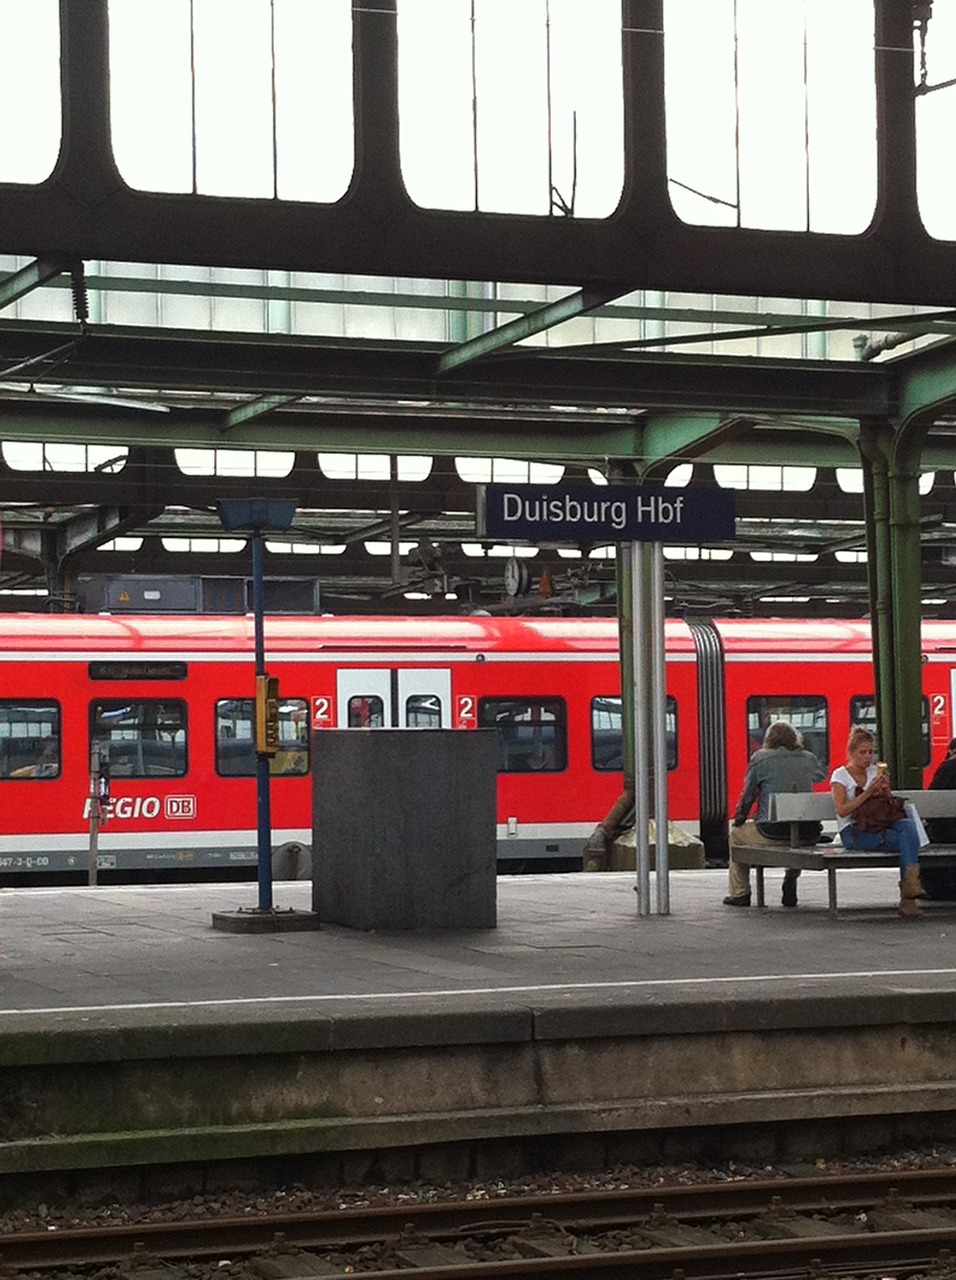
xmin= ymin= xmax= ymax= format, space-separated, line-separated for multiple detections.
xmin=0 ymin=614 xmax=951 ymax=881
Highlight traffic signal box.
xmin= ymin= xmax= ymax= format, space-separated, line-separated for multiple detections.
xmin=255 ymin=674 xmax=281 ymax=755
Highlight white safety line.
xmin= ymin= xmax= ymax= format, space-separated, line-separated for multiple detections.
xmin=2 ymin=968 xmax=956 ymax=1018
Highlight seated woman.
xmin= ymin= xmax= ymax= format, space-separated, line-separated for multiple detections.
xmin=831 ymin=725 xmax=924 ymax=919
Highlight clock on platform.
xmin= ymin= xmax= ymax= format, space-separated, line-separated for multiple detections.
xmin=504 ymin=556 xmax=530 ymax=597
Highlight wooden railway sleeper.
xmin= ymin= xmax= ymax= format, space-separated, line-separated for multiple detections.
xmin=394 ymin=1242 xmax=473 ymax=1268
xmin=249 ymin=1252 xmax=345 ymax=1278
xmin=867 ymin=1206 xmax=956 ymax=1232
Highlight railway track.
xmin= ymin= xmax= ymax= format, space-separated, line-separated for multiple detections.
xmin=10 ymin=1168 xmax=956 ymax=1278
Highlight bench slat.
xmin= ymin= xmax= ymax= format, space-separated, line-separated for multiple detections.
xmin=769 ymin=789 xmax=956 ymax=822
xmin=731 ymin=847 xmax=956 ymax=870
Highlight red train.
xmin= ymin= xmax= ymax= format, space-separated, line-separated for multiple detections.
xmin=0 ymin=613 xmax=951 ymax=881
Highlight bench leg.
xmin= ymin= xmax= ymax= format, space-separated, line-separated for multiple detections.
xmin=827 ymin=867 xmax=838 ymax=919
xmin=755 ymin=866 xmax=766 ymax=908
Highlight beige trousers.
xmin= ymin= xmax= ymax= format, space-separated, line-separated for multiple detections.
xmin=727 ymin=823 xmax=800 ymax=899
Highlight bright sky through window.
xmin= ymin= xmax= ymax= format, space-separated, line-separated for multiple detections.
xmin=397 ymin=0 xmax=623 ymax=216
xmin=107 ymin=0 xmax=353 ymax=199
xmin=3 ymin=1 xmax=951 ymax=241
xmin=664 ymin=0 xmax=877 ymax=233
xmin=916 ymin=0 xmax=956 ymax=238
xmin=0 ymin=1 xmax=60 ymax=183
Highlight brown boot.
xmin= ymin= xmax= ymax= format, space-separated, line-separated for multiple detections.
xmin=899 ymin=890 xmax=922 ymax=919
xmin=901 ymin=865 xmax=925 ymax=899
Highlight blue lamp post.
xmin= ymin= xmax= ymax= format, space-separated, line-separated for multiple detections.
xmin=216 ymin=499 xmax=296 ymax=914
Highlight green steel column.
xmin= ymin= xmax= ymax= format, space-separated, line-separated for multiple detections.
xmin=858 ymin=423 xmax=896 ymax=773
xmin=888 ymin=467 xmax=924 ymax=786
xmin=889 ymin=422 xmax=930 ymax=788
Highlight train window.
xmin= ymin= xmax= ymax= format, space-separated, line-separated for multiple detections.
xmin=90 ymin=700 xmax=187 ymax=777
xmin=0 ymin=702 xmax=61 ymax=780
xmin=746 ymin=696 xmax=829 ymax=769
xmin=348 ymin=695 xmax=385 ymax=728
xmin=405 ymin=694 xmax=442 ymax=728
xmin=477 ymin=697 xmax=567 ymax=773
xmin=849 ymin=696 xmax=931 ymax=767
xmin=215 ymin=698 xmax=310 ymax=776
xmin=591 ymin=696 xmax=677 ymax=771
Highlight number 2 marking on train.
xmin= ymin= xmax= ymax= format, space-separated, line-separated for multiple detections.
xmin=312 ymin=695 xmax=333 ymax=728
xmin=456 ymin=695 xmax=476 ymax=727
xmin=933 ymin=694 xmax=946 ymax=717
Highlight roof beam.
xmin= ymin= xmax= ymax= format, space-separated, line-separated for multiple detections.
xmin=640 ymin=412 xmax=750 ymax=469
xmin=435 ymin=284 xmax=629 ymax=374
xmin=0 ymin=321 xmax=893 ymax=417
xmin=222 ymin=394 xmax=299 ymax=432
xmin=0 ymin=402 xmax=647 ymax=461
xmin=16 ymin=273 xmax=956 ymax=345
xmin=547 ymin=309 xmax=956 ymax=357
xmin=896 ymin=338 xmax=956 ymax=430
xmin=0 ymin=256 xmax=75 ymax=313
xmin=55 ymin=505 xmax=164 ymax=565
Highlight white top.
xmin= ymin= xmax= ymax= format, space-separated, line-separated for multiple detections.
xmin=829 ymin=762 xmax=876 ymax=832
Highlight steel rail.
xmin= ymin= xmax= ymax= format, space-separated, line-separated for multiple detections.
xmin=5 ymin=1168 xmax=956 ymax=1269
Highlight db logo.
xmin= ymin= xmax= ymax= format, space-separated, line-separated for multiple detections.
xmin=165 ymin=795 xmax=196 ymax=819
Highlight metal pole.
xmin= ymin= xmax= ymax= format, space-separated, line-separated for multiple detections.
xmin=650 ymin=542 xmax=669 ymax=915
xmin=252 ymin=527 xmax=274 ymax=913
xmin=630 ymin=541 xmax=650 ymax=916
xmin=88 ymin=743 xmax=100 ymax=887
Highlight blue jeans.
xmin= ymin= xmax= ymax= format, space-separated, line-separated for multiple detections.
xmin=840 ymin=819 xmax=920 ymax=871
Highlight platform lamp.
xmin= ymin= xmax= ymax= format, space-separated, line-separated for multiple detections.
xmin=212 ymin=500 xmax=317 ymax=934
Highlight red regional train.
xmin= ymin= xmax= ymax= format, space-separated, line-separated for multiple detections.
xmin=0 ymin=613 xmax=951 ymax=882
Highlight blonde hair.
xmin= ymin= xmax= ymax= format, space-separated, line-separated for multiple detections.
xmin=846 ymin=725 xmax=875 ymax=756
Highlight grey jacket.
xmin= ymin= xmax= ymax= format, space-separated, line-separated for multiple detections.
xmin=734 ymin=746 xmax=826 ymax=825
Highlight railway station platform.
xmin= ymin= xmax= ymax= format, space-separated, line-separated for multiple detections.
xmin=1 ymin=869 xmax=956 ymax=1185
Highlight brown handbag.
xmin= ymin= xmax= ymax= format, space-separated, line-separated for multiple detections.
xmin=855 ymin=790 xmax=906 ymax=833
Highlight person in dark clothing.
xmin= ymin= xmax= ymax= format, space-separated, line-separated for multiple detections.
xmin=922 ymin=737 xmax=956 ymax=898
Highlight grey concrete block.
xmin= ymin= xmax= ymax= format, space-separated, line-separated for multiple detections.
xmin=312 ymin=730 xmax=498 ymax=930
xmin=327 ymin=1002 xmax=532 ymax=1051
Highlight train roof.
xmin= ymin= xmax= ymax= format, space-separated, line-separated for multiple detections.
xmin=716 ymin=618 xmax=956 ymax=656
xmin=0 ymin=613 xmax=627 ymax=656
xmin=0 ymin=614 xmax=952 ymax=658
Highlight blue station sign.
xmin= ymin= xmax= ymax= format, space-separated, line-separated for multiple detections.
xmin=480 ymin=483 xmax=736 ymax=544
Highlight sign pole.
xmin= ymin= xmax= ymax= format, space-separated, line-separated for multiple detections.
xmin=479 ymin=481 xmax=736 ymax=918
xmin=213 ymin=499 xmax=305 ymax=933
xmin=650 ymin=542 xmax=670 ymax=915
xmin=88 ymin=744 xmax=101 ymax=888
xmin=630 ymin=541 xmax=651 ymax=916
xmin=251 ymin=526 xmax=274 ymax=913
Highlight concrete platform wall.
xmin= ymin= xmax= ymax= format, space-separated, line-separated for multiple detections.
xmin=2 ymin=990 xmax=956 ymax=1175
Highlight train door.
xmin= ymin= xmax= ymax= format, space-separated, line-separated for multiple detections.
xmin=335 ymin=668 xmax=452 ymax=729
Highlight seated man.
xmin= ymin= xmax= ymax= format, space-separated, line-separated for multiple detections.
xmin=725 ymin=720 xmax=825 ymax=909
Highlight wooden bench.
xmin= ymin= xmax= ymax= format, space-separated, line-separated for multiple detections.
xmin=731 ymin=790 xmax=956 ymax=918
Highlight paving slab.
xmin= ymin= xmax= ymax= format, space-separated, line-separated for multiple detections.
xmin=0 ymin=870 xmax=952 ymax=1030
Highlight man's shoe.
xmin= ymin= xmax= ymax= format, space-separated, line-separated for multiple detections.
xmin=722 ymin=894 xmax=751 ymax=907
xmin=781 ymin=881 xmax=798 ymax=908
